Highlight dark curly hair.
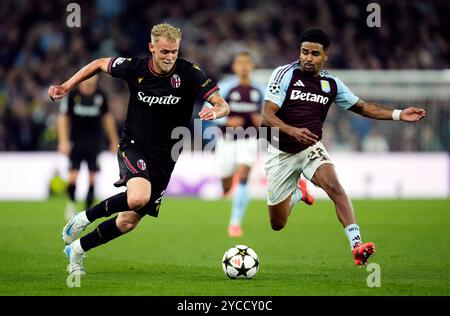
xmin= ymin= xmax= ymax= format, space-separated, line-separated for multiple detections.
xmin=300 ymin=29 xmax=330 ymax=50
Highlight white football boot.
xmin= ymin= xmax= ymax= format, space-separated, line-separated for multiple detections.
xmin=62 ymin=212 xmax=90 ymax=245
xmin=64 ymin=243 xmax=86 ymax=275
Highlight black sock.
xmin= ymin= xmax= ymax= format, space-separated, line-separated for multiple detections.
xmin=85 ymin=191 xmax=130 ymax=222
xmin=80 ymin=216 xmax=123 ymax=251
xmin=86 ymin=185 xmax=95 ymax=209
xmin=68 ymin=184 xmax=76 ymax=201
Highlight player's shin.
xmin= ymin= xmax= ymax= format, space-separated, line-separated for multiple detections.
xmin=229 ymin=182 xmax=250 ymax=226
xmin=84 ymin=191 xmax=131 ymax=222
xmin=79 ymin=216 xmax=123 ymax=251
xmin=64 ymin=184 xmax=77 ymax=220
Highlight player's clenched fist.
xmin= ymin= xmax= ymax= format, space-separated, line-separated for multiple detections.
xmin=199 ymin=107 xmax=217 ymax=120
xmin=48 ymin=85 xmax=68 ymax=101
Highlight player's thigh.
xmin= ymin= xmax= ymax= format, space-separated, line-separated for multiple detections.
xmin=215 ymin=138 xmax=237 ymax=178
xmin=115 ymin=141 xmax=152 ymax=206
xmin=134 ymin=161 xmax=174 ymax=218
xmin=301 ymin=142 xmax=334 ymax=181
xmin=310 ymin=163 xmax=342 ymax=195
xmin=126 ymin=177 xmax=152 ymax=206
xmin=265 ymin=145 xmax=301 ymax=206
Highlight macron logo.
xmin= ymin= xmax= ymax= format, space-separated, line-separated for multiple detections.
xmin=290 ymin=90 xmax=329 ymax=104
xmin=293 ymin=79 xmax=305 ymax=87
xmin=137 ymin=92 xmax=181 ymax=107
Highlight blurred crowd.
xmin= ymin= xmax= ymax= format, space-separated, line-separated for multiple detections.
xmin=0 ymin=0 xmax=449 ymax=152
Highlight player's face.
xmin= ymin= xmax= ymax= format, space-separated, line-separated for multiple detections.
xmin=149 ymin=36 xmax=180 ymax=74
xmin=299 ymin=42 xmax=328 ymax=75
xmin=232 ymin=54 xmax=254 ymax=78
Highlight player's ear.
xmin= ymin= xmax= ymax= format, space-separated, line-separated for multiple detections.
xmin=148 ymin=42 xmax=154 ymax=54
xmin=324 ymin=50 xmax=328 ymax=62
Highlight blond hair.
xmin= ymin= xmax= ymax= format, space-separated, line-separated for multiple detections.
xmin=151 ymin=23 xmax=182 ymax=43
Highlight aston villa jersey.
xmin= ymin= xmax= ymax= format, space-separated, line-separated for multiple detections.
xmin=264 ymin=61 xmax=359 ymax=153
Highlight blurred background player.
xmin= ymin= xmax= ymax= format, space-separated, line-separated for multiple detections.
xmin=58 ymin=75 xmax=119 ymax=220
xmin=262 ymin=29 xmax=426 ymax=266
xmin=214 ymin=51 xmax=315 ymax=237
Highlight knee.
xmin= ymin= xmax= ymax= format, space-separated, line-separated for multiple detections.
xmin=127 ymin=192 xmax=150 ymax=210
xmin=270 ymin=218 xmax=286 ymax=231
xmin=223 ymin=185 xmax=232 ymax=196
xmin=116 ymin=217 xmax=140 ymax=233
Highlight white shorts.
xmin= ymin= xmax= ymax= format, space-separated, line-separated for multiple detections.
xmin=265 ymin=141 xmax=333 ymax=205
xmin=216 ymin=137 xmax=258 ymax=178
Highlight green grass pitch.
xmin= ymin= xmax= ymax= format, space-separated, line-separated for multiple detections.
xmin=0 ymin=197 xmax=449 ymax=296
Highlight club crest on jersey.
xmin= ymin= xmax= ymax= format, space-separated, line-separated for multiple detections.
xmin=171 ymin=74 xmax=181 ymax=88
xmin=320 ymin=80 xmax=331 ymax=93
xmin=137 ymin=159 xmax=146 ymax=171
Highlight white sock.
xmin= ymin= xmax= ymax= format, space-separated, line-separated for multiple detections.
xmin=289 ymin=188 xmax=303 ymax=208
xmin=78 ymin=211 xmax=91 ymax=224
xmin=344 ymin=224 xmax=362 ymax=249
xmin=72 ymin=239 xmax=85 ymax=254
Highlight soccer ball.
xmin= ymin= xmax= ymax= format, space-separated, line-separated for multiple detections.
xmin=222 ymin=245 xmax=259 ymax=279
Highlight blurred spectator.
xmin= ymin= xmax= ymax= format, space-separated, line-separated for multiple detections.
xmin=362 ymin=126 xmax=390 ymax=152
xmin=420 ymin=125 xmax=443 ymax=152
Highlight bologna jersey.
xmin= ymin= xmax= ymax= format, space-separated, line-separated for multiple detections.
xmin=264 ymin=61 xmax=359 ymax=153
xmin=108 ymin=56 xmax=218 ymax=160
xmin=216 ymin=76 xmax=265 ymax=138
xmin=60 ymin=88 xmax=109 ymax=150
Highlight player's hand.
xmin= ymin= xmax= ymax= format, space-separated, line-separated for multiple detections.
xmin=199 ymin=107 xmax=217 ymax=120
xmin=400 ymin=107 xmax=426 ymax=122
xmin=48 ymin=85 xmax=68 ymax=101
xmin=291 ymin=127 xmax=318 ymax=146
xmin=226 ymin=116 xmax=245 ymax=127
xmin=58 ymin=141 xmax=70 ymax=156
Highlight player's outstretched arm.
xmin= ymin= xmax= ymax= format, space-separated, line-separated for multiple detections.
xmin=262 ymin=101 xmax=318 ymax=146
xmin=199 ymin=91 xmax=230 ymax=120
xmin=48 ymin=58 xmax=112 ymax=101
xmin=349 ymin=99 xmax=426 ymax=122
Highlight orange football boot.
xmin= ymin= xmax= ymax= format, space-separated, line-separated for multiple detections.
xmin=298 ymin=179 xmax=314 ymax=205
xmin=228 ymin=225 xmax=243 ymax=238
xmin=352 ymin=242 xmax=375 ymax=266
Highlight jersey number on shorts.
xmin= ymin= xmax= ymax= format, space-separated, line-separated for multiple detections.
xmin=307 ymin=148 xmax=328 ymax=162
xmin=155 ymin=190 xmax=166 ymax=205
